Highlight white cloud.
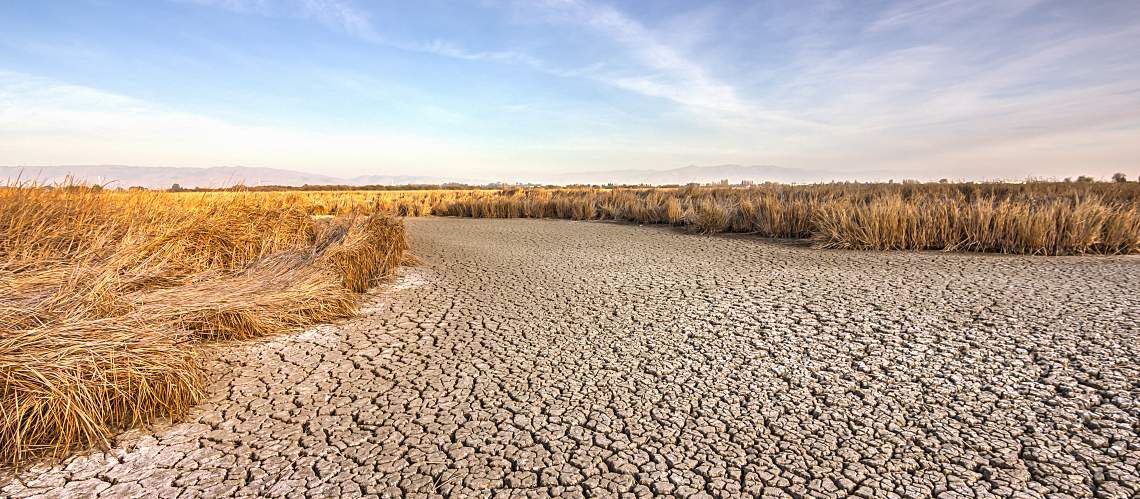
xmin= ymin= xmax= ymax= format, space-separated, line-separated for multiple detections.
xmin=520 ymin=1 xmax=743 ymax=112
xmin=508 ymin=0 xmax=835 ymax=132
xmin=0 ymin=72 xmax=763 ymax=178
xmin=0 ymin=72 xmax=485 ymax=176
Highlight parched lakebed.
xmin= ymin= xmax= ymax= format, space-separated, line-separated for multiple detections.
xmin=6 ymin=217 xmax=1139 ymax=497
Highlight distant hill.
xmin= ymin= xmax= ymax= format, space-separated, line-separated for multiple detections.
xmin=1 ymin=164 xmax=900 ymax=189
xmin=0 ymin=165 xmax=451 ymax=189
xmin=348 ymin=174 xmax=476 ymax=186
xmin=1 ymin=165 xmax=336 ymax=188
xmin=537 ymin=164 xmax=896 ymax=185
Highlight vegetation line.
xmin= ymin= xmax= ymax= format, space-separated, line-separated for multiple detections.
xmin=266 ymin=181 xmax=1138 ymax=256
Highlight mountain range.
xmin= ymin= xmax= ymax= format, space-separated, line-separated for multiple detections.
xmin=0 ymin=165 xmax=458 ymax=189
xmin=1 ymin=164 xmax=898 ymax=189
xmin=536 ymin=164 xmax=895 ymax=185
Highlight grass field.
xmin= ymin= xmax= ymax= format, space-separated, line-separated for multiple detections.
xmin=0 ymin=187 xmax=408 ymax=466
xmin=191 ymin=181 xmax=1140 ymax=255
xmin=433 ymin=183 xmax=1140 ymax=255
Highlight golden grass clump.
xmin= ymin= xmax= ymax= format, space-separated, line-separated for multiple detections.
xmin=1 ymin=320 xmax=203 ymax=465
xmin=320 ymin=215 xmax=410 ymax=293
xmin=665 ymin=198 xmax=684 ymax=225
xmin=0 ymin=186 xmax=408 ymax=466
xmin=688 ymin=198 xmax=734 ymax=234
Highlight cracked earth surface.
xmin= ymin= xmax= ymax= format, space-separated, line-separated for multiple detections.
xmin=4 ymin=217 xmax=1140 ymax=498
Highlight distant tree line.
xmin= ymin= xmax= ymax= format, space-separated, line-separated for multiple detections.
xmin=16 ymin=175 xmax=1136 ymax=192
xmin=158 ymin=175 xmax=1135 ymax=192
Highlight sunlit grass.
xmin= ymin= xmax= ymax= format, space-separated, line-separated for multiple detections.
xmin=0 ymin=186 xmax=408 ymax=466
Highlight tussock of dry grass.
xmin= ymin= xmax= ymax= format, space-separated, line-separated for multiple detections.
xmin=688 ymin=198 xmax=734 ymax=234
xmin=1 ymin=320 xmax=204 ymax=465
xmin=0 ymin=186 xmax=407 ymax=466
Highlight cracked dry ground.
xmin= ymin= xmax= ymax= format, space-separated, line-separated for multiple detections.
xmin=5 ymin=217 xmax=1140 ymax=498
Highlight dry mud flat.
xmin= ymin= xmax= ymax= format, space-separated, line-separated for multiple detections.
xmin=5 ymin=217 xmax=1139 ymax=498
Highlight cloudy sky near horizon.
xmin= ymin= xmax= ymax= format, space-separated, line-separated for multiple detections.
xmin=2 ymin=0 xmax=1139 ymax=180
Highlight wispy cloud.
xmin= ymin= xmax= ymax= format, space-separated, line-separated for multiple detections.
xmin=555 ymin=1 xmax=744 ymax=113
xmin=505 ymin=0 xmax=834 ymax=131
xmin=296 ymin=0 xmax=378 ymax=39
xmin=182 ymin=0 xmax=567 ymax=74
xmin=411 ymin=39 xmax=546 ymax=68
xmin=868 ymin=0 xmax=1041 ymax=32
xmin=779 ymin=23 xmax=1140 ymax=133
xmin=0 ymin=39 xmax=106 ymax=63
xmin=183 ymin=0 xmax=813 ymax=128
xmin=183 ymin=0 xmax=380 ymax=40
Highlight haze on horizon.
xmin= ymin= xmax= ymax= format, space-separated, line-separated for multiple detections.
xmin=2 ymin=0 xmax=1139 ymax=182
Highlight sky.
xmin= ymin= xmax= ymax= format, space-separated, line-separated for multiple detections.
xmin=1 ymin=0 xmax=1139 ymax=180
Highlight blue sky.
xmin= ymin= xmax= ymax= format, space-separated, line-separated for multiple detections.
xmin=1 ymin=0 xmax=1139 ymax=180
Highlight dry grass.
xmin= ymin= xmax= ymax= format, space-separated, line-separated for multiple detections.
xmin=0 ymin=186 xmax=407 ymax=466
xmin=147 ymin=181 xmax=1138 ymax=255
xmin=103 ymin=182 xmax=1139 ymax=256
xmin=415 ymin=182 xmax=1139 ymax=255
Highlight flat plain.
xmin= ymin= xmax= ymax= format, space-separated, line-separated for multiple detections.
xmin=5 ymin=217 xmax=1138 ymax=497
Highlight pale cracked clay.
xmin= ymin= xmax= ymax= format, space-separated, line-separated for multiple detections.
xmin=4 ymin=217 xmax=1139 ymax=498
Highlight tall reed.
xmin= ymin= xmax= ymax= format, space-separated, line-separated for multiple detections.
xmin=133 ymin=182 xmax=1139 ymax=254
xmin=408 ymin=182 xmax=1139 ymax=255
